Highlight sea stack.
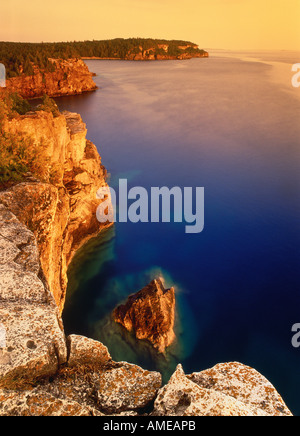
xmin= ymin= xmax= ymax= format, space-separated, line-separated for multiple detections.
xmin=113 ymin=278 xmax=176 ymax=354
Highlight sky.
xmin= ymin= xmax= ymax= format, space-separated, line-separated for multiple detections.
xmin=0 ymin=0 xmax=300 ymax=50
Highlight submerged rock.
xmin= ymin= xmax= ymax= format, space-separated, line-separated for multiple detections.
xmin=0 ymin=102 xmax=293 ymax=417
xmin=113 ymin=278 xmax=176 ymax=354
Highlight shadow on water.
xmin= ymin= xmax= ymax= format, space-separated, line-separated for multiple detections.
xmin=59 ymin=56 xmax=300 ymax=414
xmin=63 ymin=226 xmax=116 ymax=337
xmin=90 ymin=273 xmax=199 ymax=384
xmin=63 ymin=229 xmax=199 ymax=383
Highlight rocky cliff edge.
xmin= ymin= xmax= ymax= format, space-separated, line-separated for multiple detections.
xmin=0 ymin=110 xmax=110 ymax=311
xmin=3 ymin=58 xmax=97 ymax=99
xmin=0 ymin=110 xmax=293 ymax=416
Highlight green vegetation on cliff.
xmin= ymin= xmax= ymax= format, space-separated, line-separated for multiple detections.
xmin=0 ymin=39 xmax=208 ymax=78
xmin=0 ymin=94 xmax=59 ymax=185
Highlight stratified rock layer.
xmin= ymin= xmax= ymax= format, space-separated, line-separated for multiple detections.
xmin=113 ymin=278 xmax=176 ymax=353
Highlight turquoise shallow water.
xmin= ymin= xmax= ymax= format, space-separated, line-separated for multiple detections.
xmin=58 ymin=52 xmax=300 ymax=414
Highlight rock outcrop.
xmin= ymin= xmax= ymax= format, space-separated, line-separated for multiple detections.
xmin=0 ymin=204 xmax=67 ymax=384
xmin=67 ymin=334 xmax=111 ymax=368
xmin=0 ymin=106 xmax=164 ymax=417
xmin=152 ymin=363 xmax=292 ymax=416
xmin=113 ymin=278 xmax=176 ymax=354
xmin=82 ymin=43 xmax=209 ymax=61
xmin=124 ymin=43 xmax=208 ymax=61
xmin=0 ymin=205 xmax=162 ymax=415
xmin=4 ymin=58 xmax=97 ymax=99
xmin=0 ymin=333 xmax=161 ymax=416
xmin=123 ymin=44 xmax=208 ymax=61
xmin=0 ymin=110 xmax=110 ymax=311
xmin=0 ymin=103 xmax=293 ymax=417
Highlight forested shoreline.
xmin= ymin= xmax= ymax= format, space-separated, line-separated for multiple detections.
xmin=0 ymin=38 xmax=207 ymax=78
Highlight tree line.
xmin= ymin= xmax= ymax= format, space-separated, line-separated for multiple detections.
xmin=0 ymin=39 xmax=207 ymax=77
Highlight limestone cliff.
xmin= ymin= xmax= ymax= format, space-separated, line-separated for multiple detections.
xmin=0 ymin=106 xmax=293 ymax=417
xmin=4 ymin=59 xmax=97 ymax=99
xmin=0 ymin=110 xmax=109 ymax=311
xmin=125 ymin=44 xmax=209 ymax=61
xmin=113 ymin=278 xmax=176 ymax=354
xmin=0 ymin=207 xmax=162 ymax=415
xmin=83 ymin=43 xmax=209 ymax=61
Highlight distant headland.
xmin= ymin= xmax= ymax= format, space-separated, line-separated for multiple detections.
xmin=0 ymin=38 xmax=208 ymax=77
xmin=0 ymin=39 xmax=208 ymax=98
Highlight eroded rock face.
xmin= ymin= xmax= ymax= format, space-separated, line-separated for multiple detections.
xmin=0 ymin=110 xmax=110 ymax=311
xmin=4 ymin=58 xmax=97 ymax=99
xmin=95 ymin=362 xmax=162 ymax=413
xmin=67 ymin=334 xmax=112 ymax=368
xmin=0 ymin=105 xmax=293 ymax=417
xmin=0 ymin=207 xmax=161 ymax=416
xmin=187 ymin=362 xmax=292 ymax=416
xmin=0 ymin=331 xmax=162 ymax=416
xmin=113 ymin=278 xmax=176 ymax=354
xmin=0 ymin=389 xmax=103 ymax=416
xmin=124 ymin=44 xmax=209 ymax=61
xmin=0 ymin=205 xmax=67 ymax=384
xmin=152 ymin=363 xmax=292 ymax=416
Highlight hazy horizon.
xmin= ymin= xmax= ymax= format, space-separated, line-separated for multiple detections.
xmin=1 ymin=0 xmax=299 ymax=51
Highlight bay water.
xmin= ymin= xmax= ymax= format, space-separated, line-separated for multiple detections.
xmin=57 ymin=51 xmax=300 ymax=415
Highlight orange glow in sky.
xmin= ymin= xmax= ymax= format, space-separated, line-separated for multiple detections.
xmin=1 ymin=0 xmax=300 ymax=50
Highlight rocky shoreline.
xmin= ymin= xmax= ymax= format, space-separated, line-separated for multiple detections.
xmin=1 ymin=49 xmax=208 ymax=100
xmin=0 ymin=110 xmax=110 ymax=311
xmin=0 ymin=107 xmax=293 ymax=416
xmin=2 ymin=58 xmax=98 ymax=99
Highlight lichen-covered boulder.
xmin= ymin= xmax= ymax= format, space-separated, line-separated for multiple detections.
xmin=95 ymin=362 xmax=162 ymax=413
xmin=67 ymin=334 xmax=112 ymax=368
xmin=152 ymin=363 xmax=292 ymax=416
xmin=187 ymin=361 xmax=292 ymax=416
xmin=0 ymin=388 xmax=102 ymax=416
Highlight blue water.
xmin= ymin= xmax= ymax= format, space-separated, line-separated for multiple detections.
xmin=58 ymin=52 xmax=300 ymax=415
